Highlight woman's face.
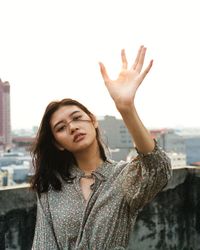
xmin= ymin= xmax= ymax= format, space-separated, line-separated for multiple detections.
xmin=50 ymin=105 xmax=98 ymax=153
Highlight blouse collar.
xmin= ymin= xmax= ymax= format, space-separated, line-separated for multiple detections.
xmin=69 ymin=159 xmax=114 ymax=181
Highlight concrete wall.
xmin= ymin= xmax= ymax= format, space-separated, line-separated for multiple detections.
xmin=0 ymin=168 xmax=200 ymax=250
xmin=128 ymin=168 xmax=200 ymax=250
xmin=0 ymin=185 xmax=36 ymax=250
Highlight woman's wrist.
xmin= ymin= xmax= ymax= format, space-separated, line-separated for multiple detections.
xmin=115 ymin=101 xmax=136 ymax=115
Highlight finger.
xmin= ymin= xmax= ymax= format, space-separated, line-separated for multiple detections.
xmin=131 ymin=45 xmax=144 ymax=70
xmin=137 ymin=60 xmax=153 ymax=85
xmin=99 ymin=62 xmax=110 ymax=84
xmin=135 ymin=47 xmax=147 ymax=73
xmin=121 ymin=49 xmax=128 ymax=70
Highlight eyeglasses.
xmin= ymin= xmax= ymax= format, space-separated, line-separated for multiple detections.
xmin=55 ymin=115 xmax=91 ymax=133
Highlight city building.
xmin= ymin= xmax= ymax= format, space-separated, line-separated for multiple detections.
xmin=98 ymin=115 xmax=133 ymax=160
xmin=12 ymin=136 xmax=35 ymax=151
xmin=184 ymin=136 xmax=200 ymax=165
xmin=98 ymin=116 xmax=187 ymax=162
xmin=127 ymin=128 xmax=188 ymax=166
xmin=0 ymin=163 xmax=31 ymax=186
xmin=190 ymin=161 xmax=200 ymax=167
xmin=0 ymin=166 xmax=15 ymax=186
xmin=0 ymin=150 xmax=33 ymax=186
xmin=152 ymin=128 xmax=186 ymax=154
xmin=167 ymin=152 xmax=187 ymax=168
xmin=0 ymin=79 xmax=12 ymax=150
xmin=0 ymin=169 xmax=7 ymax=186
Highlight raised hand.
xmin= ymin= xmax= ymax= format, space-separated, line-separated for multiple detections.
xmin=99 ymin=45 xmax=153 ymax=111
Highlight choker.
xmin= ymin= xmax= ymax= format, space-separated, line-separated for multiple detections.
xmin=81 ymin=174 xmax=94 ymax=179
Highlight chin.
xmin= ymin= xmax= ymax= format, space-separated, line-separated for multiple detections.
xmin=73 ymin=143 xmax=92 ymax=153
xmin=70 ymin=139 xmax=96 ymax=153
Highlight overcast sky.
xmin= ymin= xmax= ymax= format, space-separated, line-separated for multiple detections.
xmin=0 ymin=0 xmax=199 ymax=130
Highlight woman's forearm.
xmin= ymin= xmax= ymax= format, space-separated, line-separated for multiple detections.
xmin=99 ymin=45 xmax=155 ymax=155
xmin=117 ymin=103 xmax=155 ymax=155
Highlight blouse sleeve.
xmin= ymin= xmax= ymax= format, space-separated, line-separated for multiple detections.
xmin=31 ymin=192 xmax=59 ymax=250
xmin=121 ymin=138 xmax=172 ymax=214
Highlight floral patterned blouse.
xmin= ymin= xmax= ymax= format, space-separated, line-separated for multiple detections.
xmin=32 ymin=138 xmax=172 ymax=250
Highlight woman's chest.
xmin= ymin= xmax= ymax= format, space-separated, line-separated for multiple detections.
xmin=48 ymin=183 xmax=85 ymax=237
xmin=48 ymin=176 xmax=126 ymax=236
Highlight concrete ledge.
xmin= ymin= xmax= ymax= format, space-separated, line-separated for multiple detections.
xmin=0 ymin=168 xmax=199 ymax=250
xmin=0 ymin=185 xmax=36 ymax=216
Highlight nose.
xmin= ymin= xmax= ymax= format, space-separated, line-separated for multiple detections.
xmin=67 ymin=120 xmax=79 ymax=134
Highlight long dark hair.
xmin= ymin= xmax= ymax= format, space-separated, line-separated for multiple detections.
xmin=29 ymin=98 xmax=108 ymax=197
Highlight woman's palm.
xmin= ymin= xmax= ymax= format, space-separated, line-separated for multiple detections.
xmin=99 ymin=46 xmax=153 ymax=108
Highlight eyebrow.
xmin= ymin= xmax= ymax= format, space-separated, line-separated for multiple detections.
xmin=53 ymin=110 xmax=81 ymax=130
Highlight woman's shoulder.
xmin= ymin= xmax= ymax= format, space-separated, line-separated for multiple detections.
xmin=107 ymin=158 xmax=134 ymax=175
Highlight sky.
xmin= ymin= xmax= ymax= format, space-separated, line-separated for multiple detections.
xmin=0 ymin=0 xmax=200 ymax=130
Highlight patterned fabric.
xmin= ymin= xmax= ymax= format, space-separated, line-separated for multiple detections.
xmin=32 ymin=138 xmax=172 ymax=250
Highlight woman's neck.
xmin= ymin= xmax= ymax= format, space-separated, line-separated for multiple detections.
xmin=73 ymin=140 xmax=103 ymax=175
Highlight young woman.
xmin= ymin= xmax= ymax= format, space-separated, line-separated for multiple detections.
xmin=30 ymin=45 xmax=172 ymax=250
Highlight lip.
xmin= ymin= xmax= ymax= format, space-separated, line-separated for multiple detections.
xmin=73 ymin=133 xmax=86 ymax=142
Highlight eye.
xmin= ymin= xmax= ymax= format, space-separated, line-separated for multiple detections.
xmin=72 ymin=115 xmax=82 ymax=121
xmin=57 ymin=125 xmax=66 ymax=132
